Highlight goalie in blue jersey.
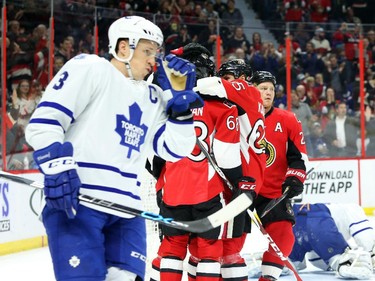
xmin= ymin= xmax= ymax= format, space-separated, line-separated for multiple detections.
xmin=246 ymin=203 xmax=375 ymax=280
xmin=25 ymin=16 xmax=203 ymax=281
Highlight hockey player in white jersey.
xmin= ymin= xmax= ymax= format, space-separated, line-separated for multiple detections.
xmin=25 ymin=16 xmax=203 ymax=281
xmin=289 ymin=203 xmax=374 ymax=279
xmin=247 ymin=203 xmax=374 ymax=279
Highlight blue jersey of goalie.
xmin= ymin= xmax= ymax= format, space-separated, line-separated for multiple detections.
xmin=290 ymin=203 xmax=375 ymax=271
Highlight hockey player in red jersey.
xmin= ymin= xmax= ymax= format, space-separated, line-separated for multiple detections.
xmin=149 ymin=43 xmax=256 ymax=281
xmin=250 ymin=71 xmax=308 ymax=281
xmin=193 ymin=59 xmax=266 ymax=281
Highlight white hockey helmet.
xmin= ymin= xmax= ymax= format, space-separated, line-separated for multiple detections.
xmin=108 ymin=16 xmax=163 ymax=57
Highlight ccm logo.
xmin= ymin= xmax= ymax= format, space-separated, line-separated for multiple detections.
xmin=239 ymin=183 xmax=256 ymax=190
xmin=131 ymin=251 xmax=146 ymax=262
xmin=48 ymin=159 xmax=75 ymax=168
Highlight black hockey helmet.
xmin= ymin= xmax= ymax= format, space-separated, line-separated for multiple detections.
xmin=170 ymin=43 xmax=216 ymax=79
xmin=218 ymin=59 xmax=252 ymax=81
xmin=250 ymin=71 xmax=276 ymax=86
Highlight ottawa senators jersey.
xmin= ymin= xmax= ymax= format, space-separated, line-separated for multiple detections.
xmin=195 ymin=77 xmax=266 ymax=194
xmin=161 ymin=99 xmax=241 ymax=206
xmin=261 ymin=107 xmax=308 ymax=198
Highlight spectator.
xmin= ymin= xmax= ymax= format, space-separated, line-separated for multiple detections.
xmin=224 ymin=26 xmax=251 ymax=55
xmin=7 ymin=41 xmax=33 ymax=91
xmin=308 ymin=0 xmax=331 ymax=22
xmin=305 ymin=76 xmax=319 ymax=109
xmin=187 ymin=3 xmax=208 ymax=39
xmin=165 ymin=24 xmax=193 ymax=54
xmin=291 ymin=90 xmax=314 ymax=157
xmin=54 ymin=36 xmax=73 ymax=63
xmin=251 ymin=32 xmax=263 ymax=52
xmin=323 ymin=53 xmax=347 ymax=101
xmin=11 ymin=79 xmax=39 ymax=127
xmin=213 ymin=0 xmax=227 ymax=17
xmin=53 ymin=55 xmax=66 ymax=76
xmin=32 ymin=32 xmax=49 ymax=89
xmin=7 ymin=19 xmax=33 ymax=52
xmin=310 ymin=121 xmax=330 ymax=158
xmin=284 ymin=0 xmax=304 ymax=22
xmin=366 ymin=106 xmax=375 ymax=157
xmin=332 ymin=22 xmax=346 ymax=50
xmin=197 ymin=19 xmax=218 ymax=55
xmin=202 ymin=0 xmax=220 ymax=21
xmin=293 ymin=22 xmax=311 ymax=50
xmin=343 ymin=23 xmax=361 ymax=62
xmin=299 ymin=41 xmax=325 ymax=77
xmin=310 ymin=27 xmax=331 ymax=56
xmin=367 ymin=29 xmax=375 ymax=60
xmin=317 ymin=87 xmax=338 ymax=129
xmin=221 ymin=0 xmax=243 ymax=28
xmin=313 ymin=72 xmax=326 ymax=100
xmin=324 ymin=102 xmax=359 ymax=157
xmin=6 ymin=122 xmax=32 ymax=170
xmin=233 ymin=47 xmax=251 ymax=65
xmin=274 ymin=84 xmax=287 ymax=109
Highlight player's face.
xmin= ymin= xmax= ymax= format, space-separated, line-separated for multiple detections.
xmin=221 ymin=73 xmax=236 ymax=81
xmin=257 ymin=81 xmax=275 ymax=111
xmin=131 ymin=39 xmax=159 ymax=80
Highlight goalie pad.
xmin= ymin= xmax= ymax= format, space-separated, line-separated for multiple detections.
xmin=337 ymin=248 xmax=373 ymax=280
xmin=243 ymin=252 xmax=262 ymax=278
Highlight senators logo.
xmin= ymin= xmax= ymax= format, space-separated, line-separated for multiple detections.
xmin=261 ymin=138 xmax=276 ymax=167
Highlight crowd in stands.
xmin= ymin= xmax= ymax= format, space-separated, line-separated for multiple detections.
xmin=1 ymin=0 xmax=375 ymax=169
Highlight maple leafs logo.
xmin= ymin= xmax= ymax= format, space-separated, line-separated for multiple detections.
xmin=115 ymin=103 xmax=148 ymax=158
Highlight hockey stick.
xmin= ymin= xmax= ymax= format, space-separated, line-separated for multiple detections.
xmin=196 ymin=139 xmax=302 ymax=281
xmin=260 ymin=165 xmax=317 ymax=218
xmin=0 ymin=170 xmax=252 ymax=233
xmin=247 ymin=210 xmax=302 ymax=281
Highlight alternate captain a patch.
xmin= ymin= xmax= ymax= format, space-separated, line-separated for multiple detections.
xmin=115 ymin=103 xmax=148 ymax=158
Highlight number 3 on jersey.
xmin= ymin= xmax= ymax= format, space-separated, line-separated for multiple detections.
xmin=52 ymin=71 xmax=69 ymax=90
xmin=190 ymin=115 xmax=239 ymax=162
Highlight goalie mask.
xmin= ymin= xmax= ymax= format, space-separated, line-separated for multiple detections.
xmin=171 ymin=43 xmax=216 ymax=80
xmin=218 ymin=59 xmax=253 ymax=82
xmin=250 ymin=71 xmax=276 ymax=86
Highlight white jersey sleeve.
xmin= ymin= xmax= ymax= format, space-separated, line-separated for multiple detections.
xmin=327 ymin=203 xmax=375 ymax=252
xmin=25 ymin=54 xmax=196 ymax=215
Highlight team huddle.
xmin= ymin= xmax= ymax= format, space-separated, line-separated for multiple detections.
xmin=24 ymin=15 xmax=374 ymax=281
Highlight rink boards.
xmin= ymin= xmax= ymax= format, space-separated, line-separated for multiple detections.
xmin=1 ymin=159 xmax=375 ymax=256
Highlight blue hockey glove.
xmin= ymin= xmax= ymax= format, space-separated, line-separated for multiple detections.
xmin=157 ymin=54 xmax=204 ymax=115
xmin=33 ymin=142 xmax=81 ymax=219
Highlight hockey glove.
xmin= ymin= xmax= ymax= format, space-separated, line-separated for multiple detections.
xmin=34 ymin=142 xmax=81 ymax=219
xmin=157 ymin=54 xmax=204 ymax=116
xmin=235 ymin=176 xmax=257 ymax=205
xmin=282 ymin=168 xmax=306 ymax=198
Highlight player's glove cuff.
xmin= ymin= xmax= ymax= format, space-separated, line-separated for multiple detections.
xmin=285 ymin=168 xmax=306 ymax=184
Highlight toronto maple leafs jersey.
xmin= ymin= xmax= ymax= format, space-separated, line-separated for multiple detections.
xmin=326 ymin=203 xmax=375 ymax=252
xmin=291 ymin=203 xmax=375 ymax=269
xmin=25 ymin=54 xmax=196 ymax=216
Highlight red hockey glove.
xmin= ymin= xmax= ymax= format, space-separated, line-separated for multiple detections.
xmin=234 ymin=176 xmax=257 ymax=205
xmin=282 ymin=168 xmax=306 ymax=198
